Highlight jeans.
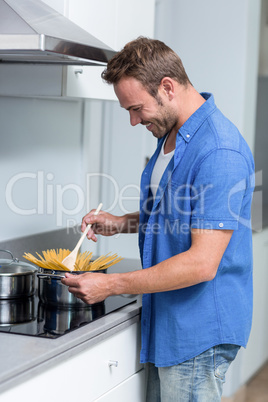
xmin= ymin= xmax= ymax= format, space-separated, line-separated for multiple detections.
xmin=145 ymin=344 xmax=240 ymax=402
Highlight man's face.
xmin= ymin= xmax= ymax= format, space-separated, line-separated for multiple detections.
xmin=114 ymin=77 xmax=178 ymax=139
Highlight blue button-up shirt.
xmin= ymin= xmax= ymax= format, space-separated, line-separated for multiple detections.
xmin=139 ymin=93 xmax=255 ymax=367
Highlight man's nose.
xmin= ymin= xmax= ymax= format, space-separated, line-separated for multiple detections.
xmin=129 ymin=112 xmax=141 ymax=126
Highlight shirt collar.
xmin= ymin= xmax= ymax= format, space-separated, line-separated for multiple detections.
xmin=178 ymin=92 xmax=216 ymax=143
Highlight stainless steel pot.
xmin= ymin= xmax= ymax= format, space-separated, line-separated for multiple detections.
xmin=0 ymin=250 xmax=37 ymax=299
xmin=37 ymin=267 xmax=106 ymax=308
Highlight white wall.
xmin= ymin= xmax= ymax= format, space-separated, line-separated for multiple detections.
xmin=0 ymin=97 xmax=84 ymax=241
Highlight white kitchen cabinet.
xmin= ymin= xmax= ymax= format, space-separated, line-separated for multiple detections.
xmin=63 ymin=65 xmax=117 ymax=100
xmin=0 ymin=322 xmax=144 ymax=402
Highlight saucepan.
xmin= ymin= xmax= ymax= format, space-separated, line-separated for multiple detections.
xmin=0 ymin=249 xmax=37 ymax=299
xmin=37 ymin=267 xmax=106 ymax=308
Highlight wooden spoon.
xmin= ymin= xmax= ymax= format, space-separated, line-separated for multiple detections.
xmin=62 ymin=203 xmax=103 ymax=270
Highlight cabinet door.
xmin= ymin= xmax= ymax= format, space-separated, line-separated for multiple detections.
xmin=95 ymin=369 xmax=146 ymax=402
xmin=63 ymin=65 xmax=117 ymax=100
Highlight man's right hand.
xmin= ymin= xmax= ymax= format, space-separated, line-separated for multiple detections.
xmin=81 ymin=209 xmax=127 ymax=242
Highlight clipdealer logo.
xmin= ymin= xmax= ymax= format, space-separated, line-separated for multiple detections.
xmin=5 ymin=170 xmax=261 ymax=231
xmin=5 ymin=171 xmax=140 ymax=227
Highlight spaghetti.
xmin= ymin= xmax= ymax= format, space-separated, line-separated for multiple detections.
xmin=23 ymin=249 xmax=123 ymax=271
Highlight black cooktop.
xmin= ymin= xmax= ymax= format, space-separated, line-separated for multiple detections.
xmin=0 ymin=293 xmax=137 ymax=339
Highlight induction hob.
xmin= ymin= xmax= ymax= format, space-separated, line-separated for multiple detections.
xmin=0 ymin=292 xmax=137 ymax=339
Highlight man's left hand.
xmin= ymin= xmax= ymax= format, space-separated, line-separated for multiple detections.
xmin=61 ymin=272 xmax=111 ymax=304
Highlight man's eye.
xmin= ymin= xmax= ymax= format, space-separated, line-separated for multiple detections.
xmin=133 ymin=107 xmax=141 ymax=112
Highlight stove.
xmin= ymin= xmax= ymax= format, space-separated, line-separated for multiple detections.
xmin=0 ymin=292 xmax=137 ymax=339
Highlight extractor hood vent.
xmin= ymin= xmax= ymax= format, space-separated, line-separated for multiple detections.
xmin=0 ymin=0 xmax=116 ymax=65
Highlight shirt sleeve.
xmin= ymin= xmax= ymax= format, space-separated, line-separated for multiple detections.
xmin=190 ymin=149 xmax=253 ymax=230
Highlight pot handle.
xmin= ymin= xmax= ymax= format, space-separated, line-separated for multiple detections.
xmin=37 ymin=273 xmax=66 ymax=279
xmin=0 ymin=249 xmax=19 ymax=265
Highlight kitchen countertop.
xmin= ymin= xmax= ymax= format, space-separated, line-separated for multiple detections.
xmin=0 ymin=259 xmax=142 ymax=395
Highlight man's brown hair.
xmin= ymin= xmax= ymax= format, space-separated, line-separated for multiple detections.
xmin=101 ymin=37 xmax=192 ymax=98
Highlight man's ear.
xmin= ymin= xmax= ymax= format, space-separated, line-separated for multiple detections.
xmin=160 ymin=77 xmax=175 ymax=100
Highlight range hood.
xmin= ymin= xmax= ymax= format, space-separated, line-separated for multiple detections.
xmin=0 ymin=0 xmax=116 ymax=65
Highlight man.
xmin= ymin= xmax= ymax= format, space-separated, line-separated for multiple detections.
xmin=62 ymin=37 xmax=255 ymax=401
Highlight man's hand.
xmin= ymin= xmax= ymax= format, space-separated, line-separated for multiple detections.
xmin=61 ymin=272 xmax=112 ymax=304
xmin=81 ymin=210 xmax=126 ymax=242
xmin=81 ymin=210 xmax=140 ymax=242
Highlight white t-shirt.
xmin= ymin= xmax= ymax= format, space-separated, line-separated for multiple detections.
xmin=150 ymin=137 xmax=174 ymax=200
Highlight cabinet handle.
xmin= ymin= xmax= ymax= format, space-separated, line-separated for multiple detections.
xmin=74 ymin=69 xmax=83 ymax=75
xmin=108 ymin=360 xmax=118 ymax=367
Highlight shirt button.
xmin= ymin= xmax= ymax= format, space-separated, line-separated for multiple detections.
xmin=186 ymin=134 xmax=190 ymax=138
xmin=219 ymin=222 xmax=224 ymax=228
